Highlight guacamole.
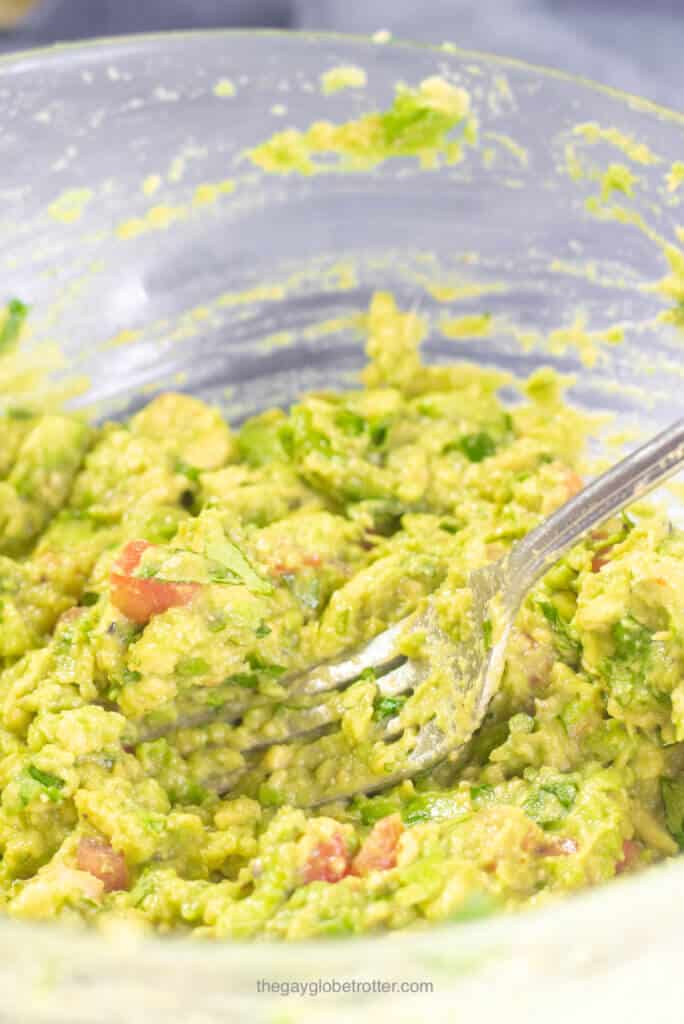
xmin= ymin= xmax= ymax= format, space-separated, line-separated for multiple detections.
xmin=0 ymin=291 xmax=682 ymax=940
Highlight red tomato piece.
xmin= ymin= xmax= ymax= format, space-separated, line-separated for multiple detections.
xmin=302 ymin=833 xmax=352 ymax=884
xmin=564 ymin=470 xmax=584 ymax=500
xmin=302 ymin=553 xmax=323 ymax=568
xmin=110 ymin=540 xmax=200 ymax=625
xmin=592 ymin=548 xmax=613 ymax=573
xmin=115 ymin=539 xmax=152 ymax=576
xmin=77 ymin=837 xmax=129 ymax=893
xmin=351 ymin=814 xmax=404 ymax=877
xmin=616 ymin=838 xmax=641 ymax=875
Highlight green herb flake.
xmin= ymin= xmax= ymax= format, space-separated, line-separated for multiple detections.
xmin=335 ymin=408 xmax=366 ymax=436
xmin=541 ymin=780 xmax=578 ymax=809
xmin=175 ymin=458 xmax=200 ymax=483
xmin=354 ymin=796 xmax=399 ymax=826
xmin=369 ymin=421 xmax=389 ymax=448
xmin=0 ymin=298 xmax=29 ymax=354
xmin=613 ymin=615 xmax=652 ymax=661
xmin=226 ymin=672 xmax=260 ymax=690
xmin=538 ymin=599 xmax=581 ymax=662
xmin=373 ymin=694 xmax=408 ymax=721
xmin=205 ymin=537 xmax=274 ymax=595
xmin=662 ymin=778 xmax=684 ymax=848
xmin=402 ymin=792 xmax=467 ymax=826
xmin=470 ymin=783 xmax=495 ymax=806
xmin=445 ymin=431 xmax=497 ymax=463
xmin=246 ymin=652 xmax=286 ymax=678
xmin=26 ymin=765 xmax=65 ymax=801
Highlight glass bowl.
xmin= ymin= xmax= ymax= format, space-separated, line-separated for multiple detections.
xmin=0 ymin=29 xmax=683 ymax=1023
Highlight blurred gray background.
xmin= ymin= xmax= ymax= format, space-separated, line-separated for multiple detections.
xmin=0 ymin=0 xmax=680 ymax=108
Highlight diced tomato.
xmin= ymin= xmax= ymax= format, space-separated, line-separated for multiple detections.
xmin=351 ymin=814 xmax=404 ymax=877
xmin=591 ymin=547 xmax=613 ymax=573
xmin=272 ymin=553 xmax=323 ymax=575
xmin=616 ymin=838 xmax=641 ymax=875
xmin=115 ymin=539 xmax=152 ymax=576
xmin=272 ymin=562 xmax=295 ymax=576
xmin=110 ymin=540 xmax=200 ymax=625
xmin=302 ymin=832 xmax=352 ymax=884
xmin=563 ymin=470 xmax=584 ymax=500
xmin=302 ymin=553 xmax=322 ymax=568
xmin=77 ymin=836 xmax=129 ymax=893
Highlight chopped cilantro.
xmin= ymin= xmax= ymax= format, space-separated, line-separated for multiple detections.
xmin=335 ymin=408 xmax=366 ymax=435
xmin=538 ymin=599 xmax=581 ymax=662
xmin=286 ymin=406 xmax=333 ymax=457
xmin=445 ymin=431 xmax=497 ymax=463
xmin=27 ymin=765 xmax=64 ymax=789
xmin=175 ymin=458 xmax=200 ymax=483
xmin=613 ymin=616 xmax=652 ymax=661
xmin=246 ymin=652 xmax=286 ymax=678
xmin=0 ymin=298 xmax=28 ymax=353
xmin=470 ymin=783 xmax=495 ymax=806
xmin=662 ymin=778 xmax=684 ymax=848
xmin=402 ymin=792 xmax=467 ymax=826
xmin=373 ymin=694 xmax=408 ymax=721
xmin=24 ymin=764 xmax=65 ymax=802
xmin=369 ymin=421 xmax=389 ymax=448
xmin=540 ymin=780 xmax=577 ymax=809
xmin=523 ymin=780 xmax=576 ymax=826
xmin=353 ymin=796 xmax=399 ymax=826
xmin=205 ymin=537 xmax=274 ymax=595
xmin=226 ymin=672 xmax=259 ymax=689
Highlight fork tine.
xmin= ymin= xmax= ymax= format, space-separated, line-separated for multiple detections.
xmin=136 ymin=616 xmax=415 ymax=745
xmin=198 ymin=656 xmax=422 ymax=763
xmin=288 ymin=615 xmax=411 ymax=698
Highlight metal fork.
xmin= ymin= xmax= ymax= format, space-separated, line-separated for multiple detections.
xmin=190 ymin=418 xmax=684 ymax=806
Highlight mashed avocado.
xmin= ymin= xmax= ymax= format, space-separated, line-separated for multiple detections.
xmin=0 ymin=291 xmax=682 ymax=940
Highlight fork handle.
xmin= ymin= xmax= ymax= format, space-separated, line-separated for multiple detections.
xmin=506 ymin=417 xmax=684 ymax=604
